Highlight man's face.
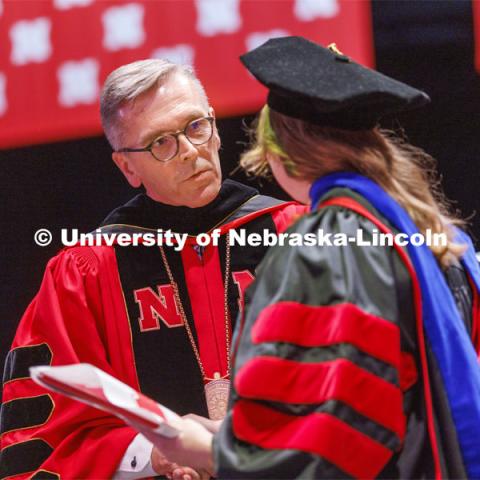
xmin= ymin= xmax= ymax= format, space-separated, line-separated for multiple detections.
xmin=112 ymin=73 xmax=222 ymax=208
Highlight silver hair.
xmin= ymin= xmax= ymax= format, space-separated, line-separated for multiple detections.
xmin=100 ymin=59 xmax=208 ymax=149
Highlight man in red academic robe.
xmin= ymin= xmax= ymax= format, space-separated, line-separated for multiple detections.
xmin=0 ymin=59 xmax=305 ymax=479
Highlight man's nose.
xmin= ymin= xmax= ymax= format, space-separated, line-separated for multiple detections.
xmin=177 ymin=133 xmax=198 ymax=161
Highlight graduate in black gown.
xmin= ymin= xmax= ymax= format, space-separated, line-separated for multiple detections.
xmin=143 ymin=37 xmax=480 ymax=480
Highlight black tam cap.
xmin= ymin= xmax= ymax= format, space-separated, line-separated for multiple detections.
xmin=240 ymin=36 xmax=430 ymax=130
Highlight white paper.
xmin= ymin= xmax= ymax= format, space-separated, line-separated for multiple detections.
xmin=30 ymin=363 xmax=179 ymax=438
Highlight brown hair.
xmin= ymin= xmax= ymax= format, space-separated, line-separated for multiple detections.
xmin=241 ymin=105 xmax=465 ymax=268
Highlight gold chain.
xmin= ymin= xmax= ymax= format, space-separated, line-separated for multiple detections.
xmin=159 ymin=232 xmax=231 ymax=381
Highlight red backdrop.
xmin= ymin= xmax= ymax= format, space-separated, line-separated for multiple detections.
xmin=474 ymin=0 xmax=480 ymax=73
xmin=0 ymin=0 xmax=373 ymax=148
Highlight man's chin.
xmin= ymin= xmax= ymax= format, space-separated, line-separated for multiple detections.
xmin=186 ymin=179 xmax=222 ymax=208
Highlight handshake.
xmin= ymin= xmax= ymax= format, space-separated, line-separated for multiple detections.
xmin=149 ymin=413 xmax=219 ymax=480
xmin=30 ymin=364 xmax=218 ymax=479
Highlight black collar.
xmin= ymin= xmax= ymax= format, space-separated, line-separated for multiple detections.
xmin=100 ymin=179 xmax=258 ymax=235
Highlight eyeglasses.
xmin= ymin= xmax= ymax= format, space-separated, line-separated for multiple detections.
xmin=117 ymin=116 xmax=214 ymax=163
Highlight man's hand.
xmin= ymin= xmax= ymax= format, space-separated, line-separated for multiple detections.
xmin=151 ymin=447 xmax=208 ymax=480
xmin=151 ymin=446 xmax=176 ymax=475
xmin=141 ymin=417 xmax=214 ymax=476
xmin=170 ymin=466 xmax=211 ymax=480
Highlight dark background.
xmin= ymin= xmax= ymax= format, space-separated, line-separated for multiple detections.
xmin=2 ymin=1 xmax=480 ymax=377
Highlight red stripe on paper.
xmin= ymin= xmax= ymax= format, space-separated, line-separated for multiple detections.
xmin=232 ymin=399 xmax=393 ymax=479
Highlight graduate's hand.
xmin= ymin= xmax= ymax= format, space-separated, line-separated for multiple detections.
xmin=183 ymin=413 xmax=222 ymax=434
xmin=143 ymin=417 xmax=215 ymax=476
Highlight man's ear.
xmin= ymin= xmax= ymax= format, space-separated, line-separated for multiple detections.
xmin=112 ymin=151 xmax=142 ymax=188
xmin=208 ymin=107 xmax=221 ymax=150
